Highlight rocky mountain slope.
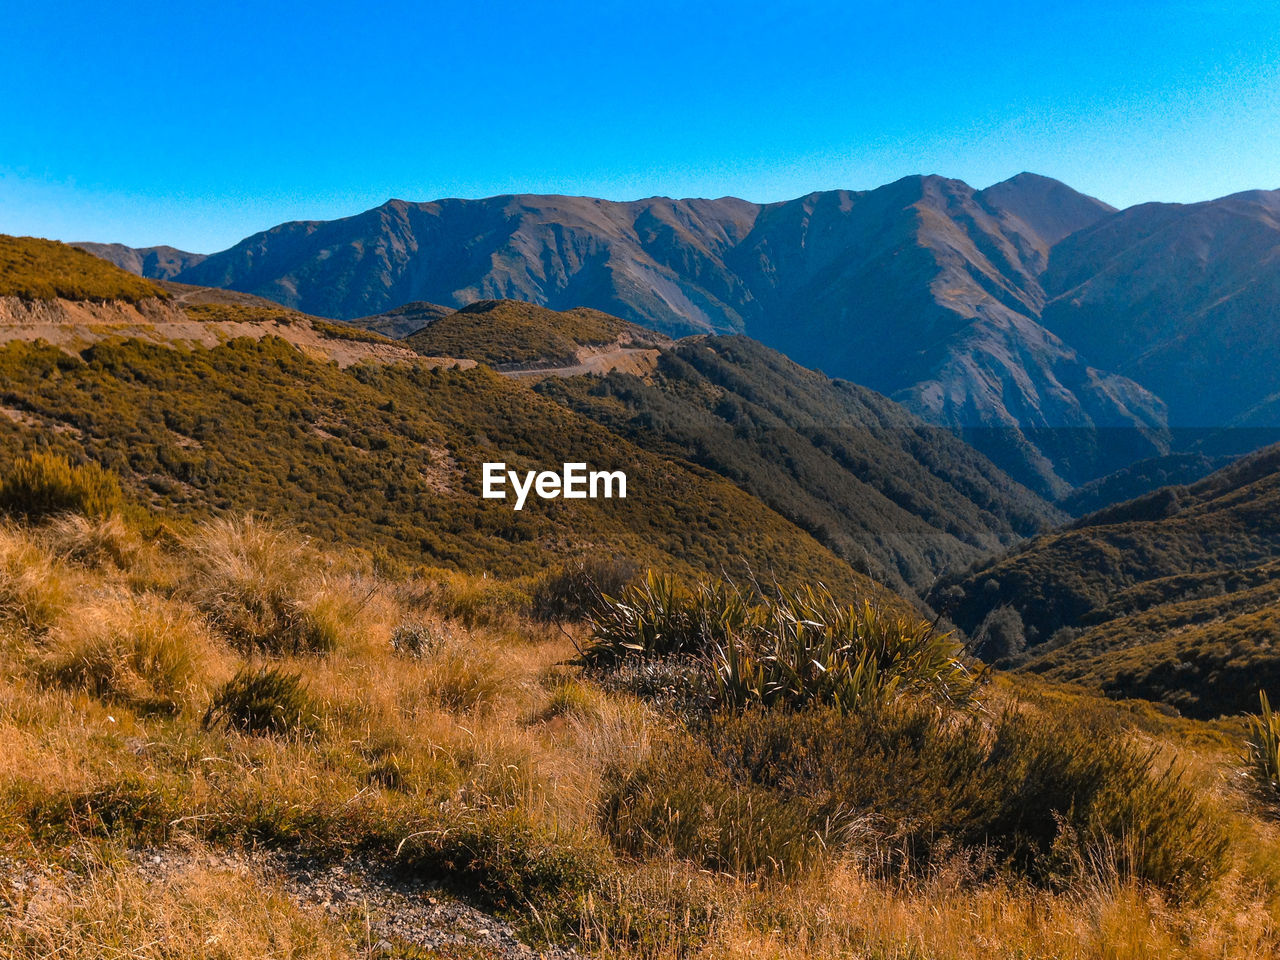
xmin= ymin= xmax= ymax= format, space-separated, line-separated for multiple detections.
xmin=78 ymin=177 xmax=1280 ymax=500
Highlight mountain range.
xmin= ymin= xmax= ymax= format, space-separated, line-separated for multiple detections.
xmin=76 ymin=174 xmax=1280 ymax=499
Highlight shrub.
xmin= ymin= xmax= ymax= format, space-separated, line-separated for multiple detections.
xmin=582 ymin=574 xmax=976 ymax=714
xmin=202 ymin=665 xmax=315 ymax=735
xmin=182 ymin=516 xmax=337 ymax=654
xmin=978 ymin=708 xmax=1231 ymax=896
xmin=601 ymin=736 xmax=832 ymax=879
xmin=533 ymin=556 xmax=639 ymax=622
xmin=972 ymin=605 xmax=1027 ymax=661
xmin=41 ymin=596 xmax=210 ymax=714
xmin=407 ymin=570 xmax=533 ymax=629
xmin=0 ymin=450 xmax=124 ymax=520
xmin=1245 ymin=690 xmax=1280 ymax=799
xmin=389 ymin=620 xmax=445 ymax=657
xmin=714 ymin=588 xmax=977 ymax=713
xmin=580 ymin=571 xmax=758 ymax=669
xmin=702 ymin=699 xmax=1230 ymax=895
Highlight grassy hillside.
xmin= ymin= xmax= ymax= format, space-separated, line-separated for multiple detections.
xmin=539 ymin=336 xmax=1060 ymax=597
xmin=932 ymin=446 xmax=1280 ymax=716
xmin=0 ymin=235 xmax=167 ymax=303
xmin=404 ymin=299 xmax=665 ymax=366
xmin=0 ymin=335 xmax=878 ymax=597
xmin=0 ymin=507 xmax=1275 ymax=959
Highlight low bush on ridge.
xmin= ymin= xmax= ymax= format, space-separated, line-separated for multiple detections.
xmin=581 ymin=572 xmax=976 ymax=712
xmin=202 ymin=664 xmax=315 ymax=735
xmin=606 ymin=699 xmax=1231 ymax=894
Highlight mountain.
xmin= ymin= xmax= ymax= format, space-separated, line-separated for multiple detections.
xmin=930 ymin=445 xmax=1280 ymax=716
xmin=174 ymin=194 xmax=761 ymax=336
xmin=1040 ymin=188 xmax=1280 ymax=434
xmin=72 ymin=241 xmax=206 ymax=280
xmin=91 ymin=175 xmax=1174 ymax=496
xmin=535 ymin=332 xmax=1061 ymax=597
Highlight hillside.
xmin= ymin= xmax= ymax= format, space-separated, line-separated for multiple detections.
xmin=0 ymin=235 xmax=893 ymax=594
xmin=92 ymin=175 xmax=1172 ymax=496
xmin=403 ymin=299 xmax=668 ymax=368
xmin=538 ymin=334 xmax=1060 ymax=596
xmin=1041 ymin=188 xmax=1280 ymax=431
xmin=931 ymin=445 xmax=1280 ymax=716
xmin=0 ymin=236 xmax=416 ymax=368
xmin=1 ymin=235 xmax=168 ymax=303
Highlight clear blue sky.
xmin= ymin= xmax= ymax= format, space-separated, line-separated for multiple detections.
xmin=3 ymin=0 xmax=1278 ymax=253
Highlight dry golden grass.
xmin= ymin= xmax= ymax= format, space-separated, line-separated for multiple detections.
xmin=1 ymin=854 xmax=348 ymax=959
xmin=0 ymin=513 xmax=1279 ymax=959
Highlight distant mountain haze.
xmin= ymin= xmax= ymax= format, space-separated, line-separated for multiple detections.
xmin=73 ymin=174 xmax=1280 ymax=496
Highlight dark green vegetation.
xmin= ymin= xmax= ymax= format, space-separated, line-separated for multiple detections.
xmin=586 ymin=576 xmax=1228 ymax=896
xmin=0 ymin=336 xmax=879 ymax=595
xmin=933 ymin=445 xmax=1280 ymax=717
xmin=582 ymin=573 xmax=978 ymax=713
xmin=404 ymin=299 xmax=664 ymax=367
xmin=540 ymin=336 xmax=1059 ymax=596
xmin=0 ymin=235 xmax=167 ymax=303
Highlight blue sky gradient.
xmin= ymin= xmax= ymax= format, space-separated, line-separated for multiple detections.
xmin=3 ymin=0 xmax=1279 ymax=252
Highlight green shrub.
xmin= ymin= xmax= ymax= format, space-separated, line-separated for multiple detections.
xmin=1245 ymin=690 xmax=1280 ymax=799
xmin=533 ymin=556 xmax=639 ymax=622
xmin=393 ymin=807 xmax=603 ymax=914
xmin=714 ymin=588 xmax=977 ymax=713
xmin=0 ymin=451 xmax=124 ymax=520
xmin=601 ymin=737 xmax=832 ymax=879
xmin=202 ymin=665 xmax=315 ymax=736
xmin=702 ymin=699 xmax=1230 ymax=895
xmin=582 ymin=575 xmax=975 ymax=714
xmin=580 ymin=571 xmax=758 ymax=669
xmin=978 ymin=708 xmax=1231 ymax=896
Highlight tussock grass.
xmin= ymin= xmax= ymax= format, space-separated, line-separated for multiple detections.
xmin=40 ymin=594 xmax=216 ymax=714
xmin=41 ymin=511 xmax=143 ymax=570
xmin=0 ymin=856 xmax=348 ymax=959
xmin=181 ymin=516 xmax=351 ymax=654
xmin=0 ymin=524 xmax=74 ymax=635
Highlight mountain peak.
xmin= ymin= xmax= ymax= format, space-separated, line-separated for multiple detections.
xmin=978 ymin=173 xmax=1116 ymax=246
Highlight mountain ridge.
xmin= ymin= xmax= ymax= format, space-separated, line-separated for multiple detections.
xmin=72 ymin=174 xmax=1280 ymax=496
